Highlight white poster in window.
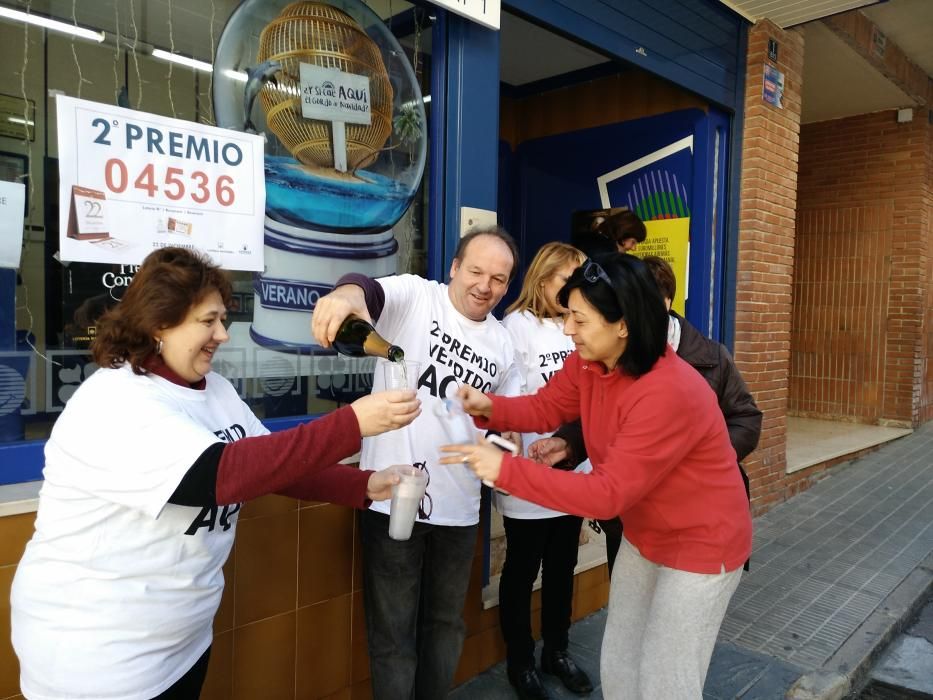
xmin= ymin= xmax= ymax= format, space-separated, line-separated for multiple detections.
xmin=56 ymin=95 xmax=265 ymax=271
xmin=0 ymin=180 xmax=25 ymax=269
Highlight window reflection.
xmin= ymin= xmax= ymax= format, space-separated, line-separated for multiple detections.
xmin=2 ymin=1 xmax=433 ymax=443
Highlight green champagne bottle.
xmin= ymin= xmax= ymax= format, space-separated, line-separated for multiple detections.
xmin=333 ymin=316 xmax=405 ymax=362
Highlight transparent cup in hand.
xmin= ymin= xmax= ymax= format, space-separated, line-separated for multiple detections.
xmin=383 ymin=360 xmax=421 ymax=390
xmin=388 ymin=465 xmax=429 ymax=540
xmin=436 ymin=396 xmax=475 ymax=444
xmin=435 ymin=396 xmax=515 ymax=492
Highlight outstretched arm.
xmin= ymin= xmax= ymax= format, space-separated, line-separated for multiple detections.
xmin=169 ymin=406 xmax=365 ymax=508
xmin=169 ymin=391 xmax=420 ymax=508
xmin=458 ymin=353 xmax=584 ymax=435
xmin=449 ymin=382 xmax=716 ymax=520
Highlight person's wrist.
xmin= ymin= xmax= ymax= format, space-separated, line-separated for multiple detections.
xmin=348 ymin=402 xmax=366 ymax=437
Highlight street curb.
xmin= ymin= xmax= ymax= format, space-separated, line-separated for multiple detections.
xmin=786 ymin=552 xmax=933 ymax=700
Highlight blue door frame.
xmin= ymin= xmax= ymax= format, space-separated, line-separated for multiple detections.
xmin=504 ymin=0 xmax=746 ymax=111
xmin=428 ymin=11 xmax=502 ymax=280
xmin=432 ymin=0 xmax=748 ymax=343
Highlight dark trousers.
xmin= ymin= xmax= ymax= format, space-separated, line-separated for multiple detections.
xmin=360 ymin=509 xmax=478 ymax=700
xmin=499 ymin=514 xmax=583 ymax=670
xmin=151 ymin=646 xmax=211 ymax=700
xmin=599 ymin=517 xmax=623 ymax=578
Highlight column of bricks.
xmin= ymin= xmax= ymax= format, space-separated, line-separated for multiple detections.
xmin=733 ymin=20 xmax=805 ymax=513
xmin=923 ymin=113 xmax=933 ymax=424
xmin=883 ymin=108 xmax=932 ymax=426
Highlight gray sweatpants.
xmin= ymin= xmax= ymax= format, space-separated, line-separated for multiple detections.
xmin=600 ymin=538 xmax=742 ymax=699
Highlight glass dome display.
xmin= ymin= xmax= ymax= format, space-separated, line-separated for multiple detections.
xmin=214 ymin=0 xmax=427 ymax=233
xmin=213 ymin=0 xmax=427 ymax=352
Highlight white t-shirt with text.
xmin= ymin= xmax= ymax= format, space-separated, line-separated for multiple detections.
xmin=495 ymin=310 xmax=591 ymax=519
xmin=362 ymin=275 xmax=522 ymax=526
xmin=11 ymin=364 xmax=267 ymax=700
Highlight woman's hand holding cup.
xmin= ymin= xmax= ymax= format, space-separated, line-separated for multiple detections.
xmin=351 ymin=390 xmax=421 ymax=437
xmin=455 ymin=385 xmax=493 ymax=419
xmin=439 ymin=440 xmax=505 ymax=484
xmin=365 ymin=467 xmax=401 ymax=501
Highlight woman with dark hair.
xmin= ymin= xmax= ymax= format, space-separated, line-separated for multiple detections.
xmin=541 ymin=255 xmax=762 ymax=577
xmin=571 ymin=208 xmax=647 ymax=257
xmin=596 ymin=209 xmax=647 ymax=253
xmin=441 ymin=253 xmax=751 ymax=698
xmin=11 ymin=247 xmax=420 ymax=700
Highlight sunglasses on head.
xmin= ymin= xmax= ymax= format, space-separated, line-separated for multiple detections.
xmin=582 ymin=259 xmax=612 ymax=286
xmin=580 ymin=258 xmax=625 ymax=313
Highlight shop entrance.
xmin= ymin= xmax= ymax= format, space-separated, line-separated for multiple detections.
xmin=484 ymin=7 xmax=735 ymax=601
xmin=496 ymin=10 xmax=732 ymax=340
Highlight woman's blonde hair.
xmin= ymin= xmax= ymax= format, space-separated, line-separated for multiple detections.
xmin=506 ymin=242 xmax=585 ymax=318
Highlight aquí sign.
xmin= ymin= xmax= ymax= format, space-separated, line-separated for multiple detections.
xmin=298 ymin=63 xmax=374 ymax=173
xmin=299 ymin=64 xmax=372 ymax=126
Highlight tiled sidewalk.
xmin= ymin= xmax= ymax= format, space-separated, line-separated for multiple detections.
xmin=452 ymin=421 xmax=933 ymax=699
xmin=722 ymin=424 xmax=933 ymax=670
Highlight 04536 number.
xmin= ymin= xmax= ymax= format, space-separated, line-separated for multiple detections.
xmin=104 ymin=158 xmax=236 ymax=207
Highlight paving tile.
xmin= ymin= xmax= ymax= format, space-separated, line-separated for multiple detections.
xmin=868 ymin=635 xmax=933 ymax=696
xmin=719 ymin=620 xmax=747 ymax=639
xmin=702 ymin=643 xmax=780 ymax=699
xmin=735 ymin=661 xmax=805 ymax=698
xmin=906 ymin=599 xmax=933 ymax=643
xmin=736 ymin=628 xmax=776 ymax=649
xmin=451 ymin=612 xmax=608 ymax=700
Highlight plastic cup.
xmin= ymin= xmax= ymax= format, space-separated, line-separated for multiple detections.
xmin=436 ymin=397 xmax=476 ymax=444
xmin=383 ymin=360 xmax=421 ymax=390
xmin=388 ymin=465 xmax=429 ymax=541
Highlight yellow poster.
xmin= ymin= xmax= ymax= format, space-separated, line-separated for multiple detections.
xmin=631 ymin=217 xmax=690 ymax=316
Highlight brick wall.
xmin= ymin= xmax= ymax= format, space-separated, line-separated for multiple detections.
xmin=922 ymin=111 xmax=933 ymax=424
xmin=792 ymin=200 xmax=893 ymax=423
xmin=794 ymin=109 xmax=932 ymax=427
xmin=734 ymin=20 xmax=805 ymax=513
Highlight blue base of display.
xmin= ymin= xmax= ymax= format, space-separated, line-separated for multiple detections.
xmin=247 ymin=325 xmax=337 ymax=355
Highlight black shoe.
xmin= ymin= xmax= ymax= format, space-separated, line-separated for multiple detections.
xmin=540 ymin=650 xmax=593 ymax=695
xmin=507 ymin=665 xmax=551 ymax=700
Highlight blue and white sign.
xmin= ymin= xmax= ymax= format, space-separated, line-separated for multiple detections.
xmin=763 ymin=64 xmax=785 ymax=109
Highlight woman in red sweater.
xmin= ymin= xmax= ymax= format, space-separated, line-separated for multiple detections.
xmin=442 ymin=253 xmax=752 ymax=699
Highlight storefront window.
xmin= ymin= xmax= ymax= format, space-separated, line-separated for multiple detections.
xmin=0 ymin=0 xmax=434 ymax=452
